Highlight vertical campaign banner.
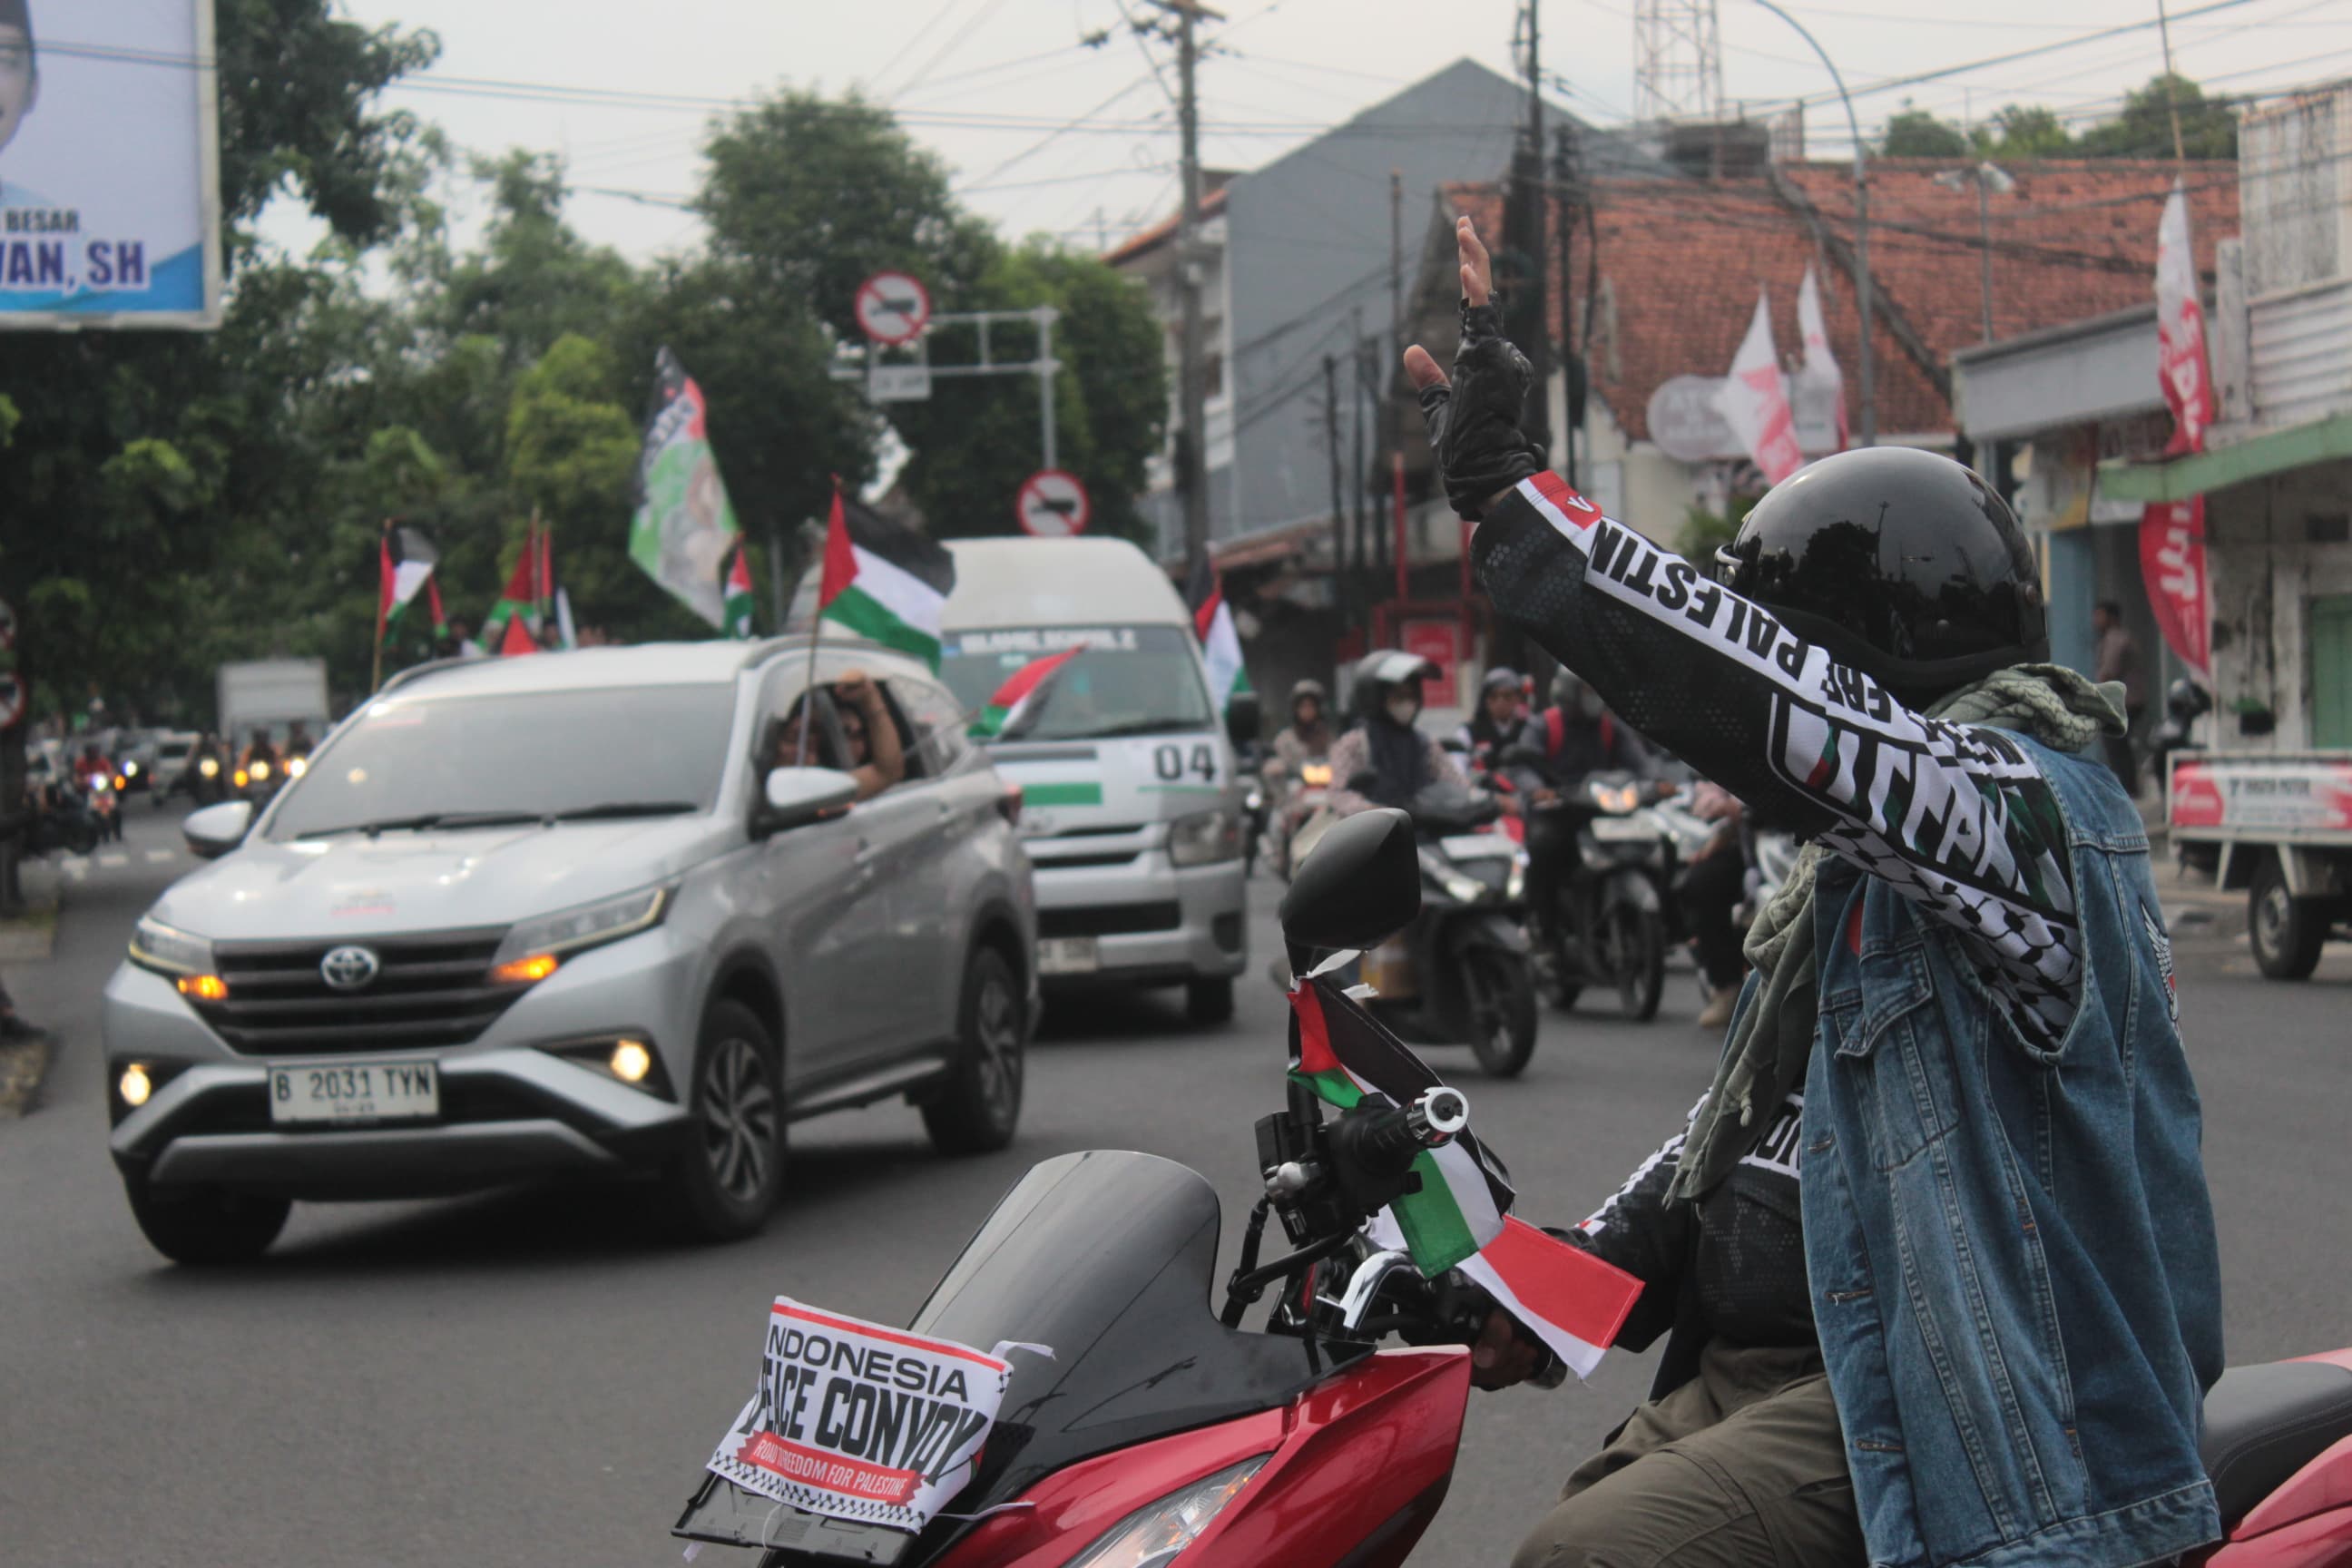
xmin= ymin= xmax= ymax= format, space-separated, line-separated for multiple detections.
xmin=0 ymin=0 xmax=223 ymax=328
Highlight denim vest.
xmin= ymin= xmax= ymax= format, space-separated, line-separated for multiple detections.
xmin=1801 ymin=736 xmax=2224 ymax=1568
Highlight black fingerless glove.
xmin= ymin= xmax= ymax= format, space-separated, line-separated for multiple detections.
xmin=1416 ymin=299 xmax=1546 ymax=520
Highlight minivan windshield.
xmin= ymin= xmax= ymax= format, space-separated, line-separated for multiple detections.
xmin=267 ymin=684 xmax=739 ymax=840
xmin=939 ymin=625 xmax=1213 ymax=741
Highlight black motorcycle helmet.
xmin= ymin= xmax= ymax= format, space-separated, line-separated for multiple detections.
xmin=1713 ymin=446 xmax=2048 ymax=700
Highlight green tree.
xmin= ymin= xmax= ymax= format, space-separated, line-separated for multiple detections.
xmin=2076 ymin=74 xmax=2237 ymax=160
xmin=1881 ymin=101 xmax=1971 ymax=158
xmin=1972 ymin=104 xmax=2074 ymax=159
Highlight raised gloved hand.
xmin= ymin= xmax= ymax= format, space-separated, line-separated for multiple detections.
xmin=1403 ymin=216 xmax=1546 ymax=520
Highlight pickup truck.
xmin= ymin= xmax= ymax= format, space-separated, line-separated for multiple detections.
xmin=2169 ymin=750 xmax=2352 ymax=978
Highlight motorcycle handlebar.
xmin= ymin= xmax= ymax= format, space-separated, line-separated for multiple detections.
xmin=1338 ymin=1087 xmax=1469 ymax=1182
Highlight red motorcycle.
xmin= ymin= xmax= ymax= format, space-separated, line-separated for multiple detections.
xmin=674 ymin=810 xmax=2352 ymax=1568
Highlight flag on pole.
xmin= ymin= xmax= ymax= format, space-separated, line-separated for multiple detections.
xmin=534 ymin=521 xmax=556 ymax=637
xmin=722 ymin=541 xmax=757 ymax=639
xmin=1289 ymin=979 xmax=1511 ymax=1273
xmin=2144 ymin=181 xmax=2213 ymax=677
xmin=1186 ymin=554 xmax=1250 ymax=712
xmin=969 ymin=647 xmax=1083 ymax=740
xmin=629 ymin=348 xmax=745 ymax=630
xmin=816 ymin=479 xmax=957 ymax=670
xmin=1796 ymin=264 xmax=1849 ymax=453
xmin=1716 ymin=289 xmax=1807 ymax=485
xmin=554 ymin=586 xmax=579 ymax=652
xmin=377 ymin=524 xmax=443 ymax=642
xmin=482 ymin=535 xmax=544 ymax=654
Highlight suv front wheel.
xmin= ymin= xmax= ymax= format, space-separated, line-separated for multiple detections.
xmin=663 ymin=999 xmax=785 ymax=1241
xmin=124 ymin=1178 xmax=290 ymax=1265
xmin=922 ymin=946 xmax=1025 ymax=1156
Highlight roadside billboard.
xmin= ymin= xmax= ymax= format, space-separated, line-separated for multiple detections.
xmin=0 ymin=0 xmax=221 ymax=329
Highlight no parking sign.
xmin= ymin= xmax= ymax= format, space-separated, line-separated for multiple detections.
xmin=1015 ymin=470 xmax=1091 ymax=537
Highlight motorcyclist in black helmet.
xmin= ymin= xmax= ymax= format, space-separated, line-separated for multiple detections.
xmin=1455 ymin=665 xmax=1529 ymax=770
xmin=1402 ymin=215 xmax=2220 ymax=1568
xmin=1324 ymin=651 xmax=1467 ymax=818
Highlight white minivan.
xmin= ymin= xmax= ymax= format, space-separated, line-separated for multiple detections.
xmin=938 ymin=536 xmax=1256 ymax=1024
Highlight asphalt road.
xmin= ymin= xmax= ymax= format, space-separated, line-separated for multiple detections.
xmin=2 ymin=806 xmax=2347 ymax=1568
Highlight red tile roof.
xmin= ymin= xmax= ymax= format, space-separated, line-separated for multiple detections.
xmin=1444 ymin=158 xmax=2238 ymax=443
xmin=1102 ymin=183 xmax=1230 ymax=267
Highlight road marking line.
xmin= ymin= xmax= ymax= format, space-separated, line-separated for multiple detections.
xmin=98 ymin=852 xmax=129 ymax=867
xmin=143 ymin=848 xmax=175 ymax=863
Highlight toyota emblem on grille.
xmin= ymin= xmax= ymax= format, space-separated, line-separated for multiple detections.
xmin=319 ymin=946 xmax=381 ymax=991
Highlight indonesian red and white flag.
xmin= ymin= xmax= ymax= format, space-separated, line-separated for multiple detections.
xmin=1717 ymin=289 xmax=1806 ymax=484
xmin=1797 ymin=265 xmax=1849 ymax=452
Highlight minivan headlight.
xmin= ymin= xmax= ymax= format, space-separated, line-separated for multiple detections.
xmin=1064 ymin=1455 xmax=1269 ymax=1568
xmin=129 ymin=916 xmax=215 ymax=978
xmin=1168 ymin=807 xmax=1240 ymax=867
xmin=490 ymin=885 xmax=671 ymax=972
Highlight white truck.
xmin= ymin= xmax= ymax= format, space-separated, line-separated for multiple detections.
xmin=216 ymin=659 xmax=330 ymax=753
xmin=2169 ymin=750 xmax=2352 ymax=978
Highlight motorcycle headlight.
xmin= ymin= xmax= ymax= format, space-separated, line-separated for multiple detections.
xmin=1506 ymin=856 xmax=1527 ymax=902
xmin=198 ymin=758 xmax=220 ymax=778
xmin=1064 ymin=1455 xmax=1269 ymax=1568
xmin=285 ymin=756 xmax=308 ymax=779
xmin=1299 ymin=762 xmax=1332 ymax=787
xmin=1168 ymin=806 xmax=1241 ymax=867
xmin=250 ymin=760 xmax=271 ymax=781
xmin=129 ymin=916 xmax=216 ymax=978
xmin=489 ymin=885 xmax=671 ymax=974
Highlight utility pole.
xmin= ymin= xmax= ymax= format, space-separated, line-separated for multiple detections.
xmin=2156 ymin=0 xmax=2188 ymax=161
xmin=1553 ymin=125 xmax=1581 ymax=487
xmin=1509 ymin=1 xmax=1552 ymax=455
xmin=1151 ymin=0 xmax=1220 ymax=583
xmin=1325 ymin=352 xmax=1346 ymax=623
xmin=1389 ymin=169 xmax=1405 ymax=348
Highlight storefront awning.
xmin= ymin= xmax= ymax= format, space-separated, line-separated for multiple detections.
xmin=2097 ymin=411 xmax=2352 ymax=503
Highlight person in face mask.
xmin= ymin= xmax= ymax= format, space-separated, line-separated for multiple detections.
xmin=1323 ymin=651 xmax=1467 ymax=817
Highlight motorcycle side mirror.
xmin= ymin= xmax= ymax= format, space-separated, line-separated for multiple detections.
xmin=183 ymin=800 xmax=254 ymax=860
xmin=1223 ymin=689 xmax=1261 ymax=751
xmin=1279 ymin=807 xmax=1421 ymax=952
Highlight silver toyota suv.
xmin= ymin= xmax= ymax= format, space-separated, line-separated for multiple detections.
xmin=102 ymin=640 xmax=1036 ymax=1263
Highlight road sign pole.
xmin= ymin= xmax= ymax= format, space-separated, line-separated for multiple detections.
xmin=1036 ymin=305 xmax=1058 ymax=473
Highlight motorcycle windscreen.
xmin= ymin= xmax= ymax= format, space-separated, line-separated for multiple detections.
xmin=907 ymin=1150 xmax=1320 ymax=1522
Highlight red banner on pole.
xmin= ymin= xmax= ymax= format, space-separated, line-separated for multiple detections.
xmin=2144 ymin=183 xmax=2213 ymax=677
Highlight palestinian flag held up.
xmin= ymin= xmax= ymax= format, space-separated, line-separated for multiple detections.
xmin=378 ymin=524 xmax=444 ymax=642
xmin=481 ymin=524 xmax=551 ymax=654
xmin=722 ymin=540 xmax=756 ymax=639
xmin=1289 ymin=978 xmax=1512 ymax=1273
xmin=817 ymin=480 xmax=956 ymax=670
xmin=970 ymin=646 xmax=1083 ymax=740
xmin=629 ymin=348 xmax=745 ymax=630
xmin=1187 ymin=554 xmax=1250 ymax=713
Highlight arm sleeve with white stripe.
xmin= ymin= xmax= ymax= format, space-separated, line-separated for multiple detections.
xmin=1473 ymin=475 xmax=2082 ymax=1051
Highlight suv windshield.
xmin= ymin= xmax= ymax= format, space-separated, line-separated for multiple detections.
xmin=940 ymin=625 xmax=1212 ymax=741
xmin=266 ymin=684 xmax=738 ymax=840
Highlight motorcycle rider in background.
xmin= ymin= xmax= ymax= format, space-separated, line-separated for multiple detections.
xmin=1322 ymin=652 xmax=1467 ymax=818
xmin=1512 ymin=670 xmax=1661 ymax=953
xmin=1456 ymin=666 xmax=1529 ymax=773
xmin=1265 ymin=679 xmax=1334 ymax=792
xmin=1408 ymin=215 xmax=2220 ymax=1568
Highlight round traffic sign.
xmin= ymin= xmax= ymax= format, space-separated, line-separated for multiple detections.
xmin=854 ymin=270 xmax=932 ymax=347
xmin=0 ymin=671 xmax=23 ymax=731
xmin=1016 ymin=469 xmax=1092 ymax=537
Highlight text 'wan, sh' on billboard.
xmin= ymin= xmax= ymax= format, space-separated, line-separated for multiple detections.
xmin=0 ymin=0 xmax=221 ymax=329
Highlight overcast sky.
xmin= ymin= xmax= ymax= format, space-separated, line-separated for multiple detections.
xmin=328 ymin=0 xmax=2352 ymax=264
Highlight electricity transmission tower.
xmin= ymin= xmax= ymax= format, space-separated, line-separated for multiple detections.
xmin=1633 ymin=0 xmax=1725 ymax=125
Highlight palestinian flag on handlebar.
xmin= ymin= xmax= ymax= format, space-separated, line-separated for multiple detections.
xmin=969 ymin=646 xmax=1083 ymax=740
xmin=1295 ymin=976 xmax=1644 ymax=1378
xmin=1289 ymin=978 xmax=1511 ymax=1273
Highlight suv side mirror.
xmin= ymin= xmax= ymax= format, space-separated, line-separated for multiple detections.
xmin=183 ymin=800 xmax=254 ymax=859
xmin=1223 ymin=689 xmax=1261 ymax=751
xmin=756 ymin=767 xmax=860 ymax=837
xmin=1279 ymin=807 xmax=1420 ymax=952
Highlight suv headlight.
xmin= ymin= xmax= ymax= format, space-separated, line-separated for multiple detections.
xmin=489 ymin=885 xmax=671 ymax=981
xmin=1168 ymin=806 xmax=1241 ymax=867
xmin=129 ymin=916 xmax=215 ymax=977
xmin=1065 ymin=1455 xmax=1269 ymax=1568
